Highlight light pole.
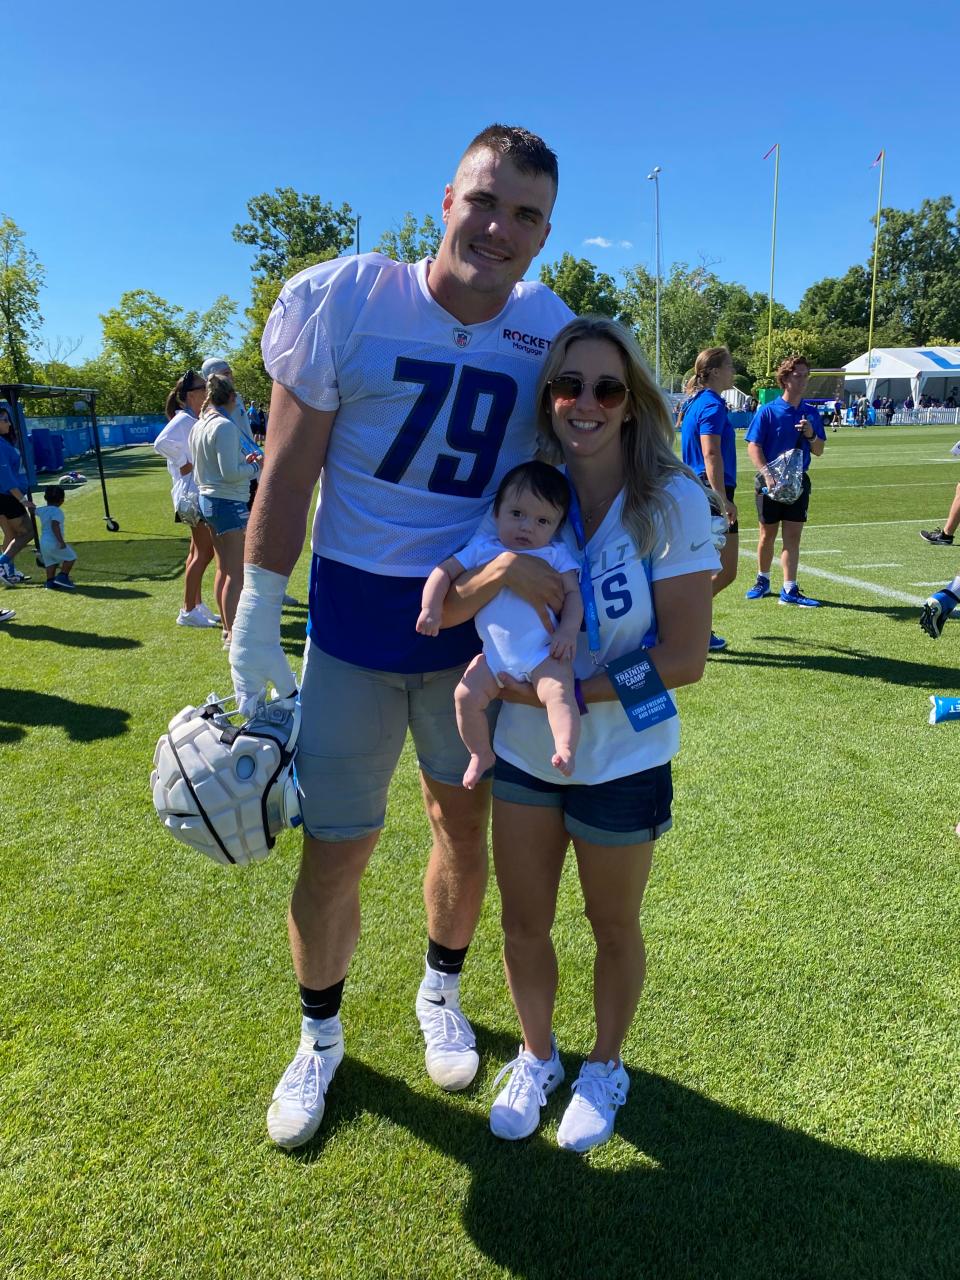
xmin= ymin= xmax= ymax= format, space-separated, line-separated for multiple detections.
xmin=647 ymin=166 xmax=662 ymax=386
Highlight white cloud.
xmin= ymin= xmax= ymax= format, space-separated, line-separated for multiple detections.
xmin=583 ymin=236 xmax=634 ymax=250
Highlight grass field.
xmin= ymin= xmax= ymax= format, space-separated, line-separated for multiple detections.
xmin=2 ymin=426 xmax=960 ymax=1279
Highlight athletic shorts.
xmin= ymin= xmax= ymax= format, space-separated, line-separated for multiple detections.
xmin=0 ymin=493 xmax=27 ymax=520
xmin=698 ymin=475 xmax=739 ymax=535
xmin=755 ymin=471 xmax=812 ymax=525
xmin=198 ymin=495 xmax=249 ymax=536
xmin=295 ymin=642 xmax=488 ymax=841
xmin=492 ymin=756 xmax=673 ymax=847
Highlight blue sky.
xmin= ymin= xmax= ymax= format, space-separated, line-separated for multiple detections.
xmin=8 ymin=0 xmax=958 ymax=359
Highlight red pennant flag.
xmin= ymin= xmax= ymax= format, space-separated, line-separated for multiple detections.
xmin=871 ymin=149 xmax=884 ymax=166
xmin=762 ymin=144 xmax=778 ymax=160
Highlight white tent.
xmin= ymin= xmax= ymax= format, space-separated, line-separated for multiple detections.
xmin=843 ymin=347 xmax=960 ymax=404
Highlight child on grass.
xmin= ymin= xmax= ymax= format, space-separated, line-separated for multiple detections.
xmin=36 ymin=486 xmax=77 ymax=591
xmin=417 ymin=461 xmax=583 ymax=788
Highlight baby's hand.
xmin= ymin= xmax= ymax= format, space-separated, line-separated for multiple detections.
xmin=416 ymin=608 xmax=440 ymax=637
xmin=550 ymin=634 xmax=575 ymax=661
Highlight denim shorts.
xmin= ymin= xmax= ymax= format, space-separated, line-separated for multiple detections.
xmin=198 ymin=495 xmax=250 ymax=536
xmin=295 ymin=642 xmax=493 ymax=841
xmin=492 ymin=756 xmax=673 ymax=847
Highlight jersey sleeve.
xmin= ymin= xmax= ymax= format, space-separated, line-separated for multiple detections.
xmin=261 ymin=268 xmax=340 ymax=412
xmin=804 ymin=402 xmax=826 ymax=439
xmin=649 ymin=475 xmax=721 ymax=582
xmin=698 ymin=399 xmax=727 ymax=437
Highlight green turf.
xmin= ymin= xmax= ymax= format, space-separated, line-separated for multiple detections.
xmin=2 ymin=430 xmax=959 ymax=1279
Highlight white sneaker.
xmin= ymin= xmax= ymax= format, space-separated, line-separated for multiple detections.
xmin=177 ymin=606 xmax=214 ymax=628
xmin=415 ymin=967 xmax=479 ymax=1091
xmin=266 ymin=1017 xmax=344 ymax=1149
xmin=195 ymin=602 xmax=221 ymax=626
xmin=490 ymin=1039 xmax=563 ymax=1140
xmin=556 ymin=1059 xmax=629 ymax=1152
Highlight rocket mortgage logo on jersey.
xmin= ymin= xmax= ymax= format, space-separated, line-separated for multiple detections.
xmin=500 ymin=328 xmax=554 ymax=357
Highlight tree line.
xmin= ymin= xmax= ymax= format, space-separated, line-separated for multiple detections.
xmin=1 ymin=190 xmax=958 ymax=416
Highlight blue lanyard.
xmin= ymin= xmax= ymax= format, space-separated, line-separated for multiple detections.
xmin=567 ymin=481 xmax=658 ymax=661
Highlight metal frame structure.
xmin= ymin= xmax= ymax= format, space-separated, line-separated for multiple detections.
xmin=0 ymin=383 xmax=120 ymax=538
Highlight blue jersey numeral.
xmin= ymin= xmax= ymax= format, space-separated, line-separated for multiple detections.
xmin=374 ymin=358 xmax=518 ymax=498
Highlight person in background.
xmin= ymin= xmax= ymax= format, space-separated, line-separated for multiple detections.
xmin=0 ymin=404 xmax=35 ymax=587
xmin=190 ymin=374 xmax=261 ymax=646
xmin=679 ymin=346 xmax=739 ymax=651
xmin=36 ymin=485 xmax=78 ymax=590
xmin=154 ymin=372 xmax=220 ymax=629
xmin=744 ymin=355 xmax=826 ymax=608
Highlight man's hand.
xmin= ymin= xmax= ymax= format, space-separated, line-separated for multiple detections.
xmin=230 ymin=565 xmax=298 ymax=716
xmin=497 ymin=671 xmax=543 ymax=706
xmin=724 ymin=496 xmax=738 ymax=525
xmin=500 ymin=553 xmax=565 ymax=631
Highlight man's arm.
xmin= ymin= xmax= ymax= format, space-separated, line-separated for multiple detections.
xmin=244 ymin=383 xmax=335 ymax=573
xmin=441 ymin=553 xmax=565 ymax=631
xmin=230 ymin=383 xmax=336 ymax=708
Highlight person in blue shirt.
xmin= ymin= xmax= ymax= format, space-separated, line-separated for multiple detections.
xmin=0 ymin=404 xmax=35 ymax=587
xmin=680 ymin=346 xmax=739 ymax=650
xmin=744 ymin=355 xmax=826 ymax=607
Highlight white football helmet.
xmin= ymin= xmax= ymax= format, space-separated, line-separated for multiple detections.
xmin=151 ymin=692 xmax=302 ymax=866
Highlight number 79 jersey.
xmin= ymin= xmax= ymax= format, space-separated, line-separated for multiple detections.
xmin=262 ymin=254 xmax=574 ymax=576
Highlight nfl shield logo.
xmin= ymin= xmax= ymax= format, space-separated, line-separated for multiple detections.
xmin=453 ymin=328 xmax=471 ymax=348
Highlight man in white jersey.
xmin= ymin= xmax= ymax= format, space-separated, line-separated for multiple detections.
xmin=229 ymin=124 xmax=573 ymax=1147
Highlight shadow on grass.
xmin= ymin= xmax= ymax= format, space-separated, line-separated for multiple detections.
xmin=61 ymin=537 xmax=190 ymax=586
xmin=289 ymin=1035 xmax=959 ymax=1279
xmin=720 ymin=641 xmax=958 ymax=690
xmin=0 ymin=687 xmax=130 ymax=742
xmin=3 ymin=623 xmax=141 ymax=649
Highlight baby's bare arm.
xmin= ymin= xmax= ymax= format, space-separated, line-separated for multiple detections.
xmin=417 ymin=557 xmax=465 ymax=636
xmin=550 ymin=570 xmax=584 ymax=660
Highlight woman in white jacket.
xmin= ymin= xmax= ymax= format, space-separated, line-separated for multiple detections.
xmin=190 ymin=374 xmax=261 ymax=645
xmin=154 ymin=371 xmax=219 ymax=628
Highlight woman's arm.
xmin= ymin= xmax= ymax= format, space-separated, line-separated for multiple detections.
xmin=214 ymin=419 xmax=260 ymax=485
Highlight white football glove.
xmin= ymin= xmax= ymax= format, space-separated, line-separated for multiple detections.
xmin=230 ymin=563 xmax=298 ymax=717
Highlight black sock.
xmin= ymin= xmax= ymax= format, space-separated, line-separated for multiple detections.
xmin=299 ymin=979 xmax=345 ymax=1021
xmin=427 ymin=939 xmax=468 ymax=976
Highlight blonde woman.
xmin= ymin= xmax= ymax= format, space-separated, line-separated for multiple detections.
xmin=448 ymin=317 xmax=718 ymax=1150
xmin=190 ymin=374 xmax=261 ymax=643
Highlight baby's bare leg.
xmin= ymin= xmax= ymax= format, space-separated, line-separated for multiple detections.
xmin=454 ymin=654 xmax=502 ymax=790
xmin=531 ymin=657 xmax=579 ymax=777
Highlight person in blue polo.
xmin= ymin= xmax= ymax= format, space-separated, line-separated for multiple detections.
xmin=744 ymin=355 xmax=826 ymax=607
xmin=680 ymin=346 xmax=739 ymax=650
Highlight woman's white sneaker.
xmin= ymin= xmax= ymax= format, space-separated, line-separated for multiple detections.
xmin=556 ymin=1059 xmax=629 ymax=1152
xmin=489 ymin=1039 xmax=563 ymax=1140
xmin=195 ymin=602 xmax=221 ymax=626
xmin=415 ymin=968 xmax=478 ymax=1091
xmin=266 ymin=1017 xmax=344 ymax=1149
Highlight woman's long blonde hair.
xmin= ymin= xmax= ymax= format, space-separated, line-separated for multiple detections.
xmin=535 ymin=316 xmax=702 ymax=557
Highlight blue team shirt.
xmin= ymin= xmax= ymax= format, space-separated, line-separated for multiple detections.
xmin=680 ymin=389 xmax=737 ymax=489
xmin=745 ymin=398 xmax=825 ymax=472
xmin=0 ymin=436 xmax=24 ymax=494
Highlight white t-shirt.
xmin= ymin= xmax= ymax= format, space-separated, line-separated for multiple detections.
xmin=494 ymin=474 xmax=720 ymax=784
xmin=153 ymin=410 xmax=198 ymax=509
xmin=455 ymin=534 xmax=580 ymax=679
xmin=37 ymin=504 xmax=68 ymax=554
xmin=261 ymin=253 xmax=574 ymax=579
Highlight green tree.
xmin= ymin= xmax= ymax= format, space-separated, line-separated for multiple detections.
xmin=375 ymin=212 xmax=443 ymax=263
xmin=98 ymin=289 xmax=236 ymax=413
xmin=538 ymin=253 xmax=622 ymax=318
xmin=797 ymin=265 xmax=872 ymax=329
xmin=0 ymin=215 xmax=45 ymax=383
xmin=233 ymin=188 xmax=356 ymax=279
xmin=873 ymin=196 xmax=960 ymax=342
xmin=620 ymin=262 xmax=719 ymax=387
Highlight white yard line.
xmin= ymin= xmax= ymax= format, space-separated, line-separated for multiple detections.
xmin=737 ymin=548 xmax=924 ymax=604
xmin=848 ymin=563 xmax=902 ymax=569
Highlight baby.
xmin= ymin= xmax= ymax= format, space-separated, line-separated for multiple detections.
xmin=418 ymin=461 xmax=583 ymax=788
xmin=36 ymin=485 xmax=78 ymax=590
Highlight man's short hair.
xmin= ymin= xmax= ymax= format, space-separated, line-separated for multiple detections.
xmin=460 ymin=124 xmax=558 ymax=188
xmin=776 ymin=354 xmax=810 ymax=388
xmin=201 ymin=357 xmax=231 ymax=380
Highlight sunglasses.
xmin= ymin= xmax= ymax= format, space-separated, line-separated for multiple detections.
xmin=180 ymin=369 xmax=205 ymax=394
xmin=548 ymin=375 xmax=628 ymax=409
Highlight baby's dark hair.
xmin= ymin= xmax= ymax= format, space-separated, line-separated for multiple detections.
xmin=493 ymin=460 xmax=570 ymax=526
xmin=44 ymin=485 xmax=66 ymax=505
